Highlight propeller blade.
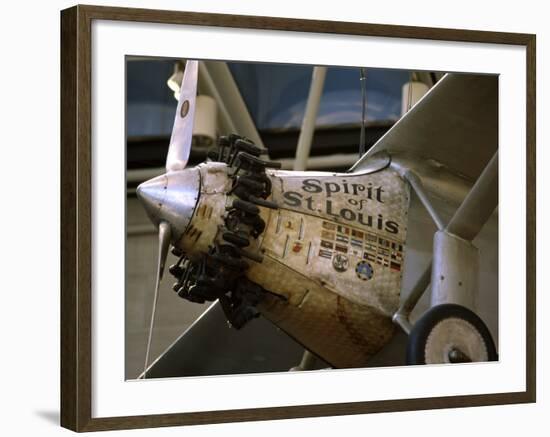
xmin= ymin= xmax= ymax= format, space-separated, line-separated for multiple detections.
xmin=143 ymin=221 xmax=172 ymax=378
xmin=166 ymin=60 xmax=199 ymax=172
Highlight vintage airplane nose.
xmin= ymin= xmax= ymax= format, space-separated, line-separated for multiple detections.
xmin=136 ymin=167 xmax=201 ymax=242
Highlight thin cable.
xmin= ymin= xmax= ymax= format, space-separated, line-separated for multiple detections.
xmin=359 ymin=67 xmax=367 ymax=157
xmin=407 ymin=71 xmax=414 ymax=113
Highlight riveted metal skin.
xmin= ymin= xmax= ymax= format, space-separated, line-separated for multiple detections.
xmin=247 ymin=166 xmax=409 ymax=367
xmin=177 ymin=162 xmax=232 ymax=255
xmin=163 ymin=161 xmax=411 ymax=368
xmin=264 ymin=166 xmax=410 ymax=312
xmin=250 ymin=257 xmax=397 ymax=368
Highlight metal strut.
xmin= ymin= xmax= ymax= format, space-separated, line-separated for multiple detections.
xmin=393 ymin=151 xmax=499 ymax=331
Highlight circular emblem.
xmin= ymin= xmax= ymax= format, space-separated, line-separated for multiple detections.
xmin=180 ymin=99 xmax=190 ymax=118
xmin=332 ymin=253 xmax=349 ymax=272
xmin=355 ymin=261 xmax=374 ymax=281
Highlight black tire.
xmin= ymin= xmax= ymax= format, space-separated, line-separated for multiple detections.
xmin=406 ymin=303 xmax=497 ymax=365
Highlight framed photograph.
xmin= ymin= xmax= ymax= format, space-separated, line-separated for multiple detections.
xmin=60 ymin=4 xmax=536 ymax=432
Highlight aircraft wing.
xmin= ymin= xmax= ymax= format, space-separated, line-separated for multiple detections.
xmin=350 ymin=73 xmax=498 ymax=182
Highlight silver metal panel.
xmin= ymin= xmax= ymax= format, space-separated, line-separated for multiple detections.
xmin=397 ymin=174 xmax=498 ymax=344
xmin=270 ymin=168 xmax=409 ymax=241
xmin=446 ymin=151 xmax=499 ymax=241
xmin=177 ymin=163 xmax=231 ymax=254
xmin=431 ymin=231 xmax=479 ymax=309
xmin=265 ymin=167 xmax=410 ymax=313
xmin=351 ymin=73 xmax=498 ymax=183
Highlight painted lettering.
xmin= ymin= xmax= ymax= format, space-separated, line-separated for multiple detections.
xmin=302 ymin=179 xmax=322 ymax=193
xmin=385 ymin=221 xmax=399 ymax=234
xmin=282 ymin=191 xmax=302 ymax=207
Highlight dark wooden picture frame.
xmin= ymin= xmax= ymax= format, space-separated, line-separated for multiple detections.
xmin=60 ymin=4 xmax=536 ymax=432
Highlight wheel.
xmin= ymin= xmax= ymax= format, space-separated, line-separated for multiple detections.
xmin=406 ymin=303 xmax=497 ymax=365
